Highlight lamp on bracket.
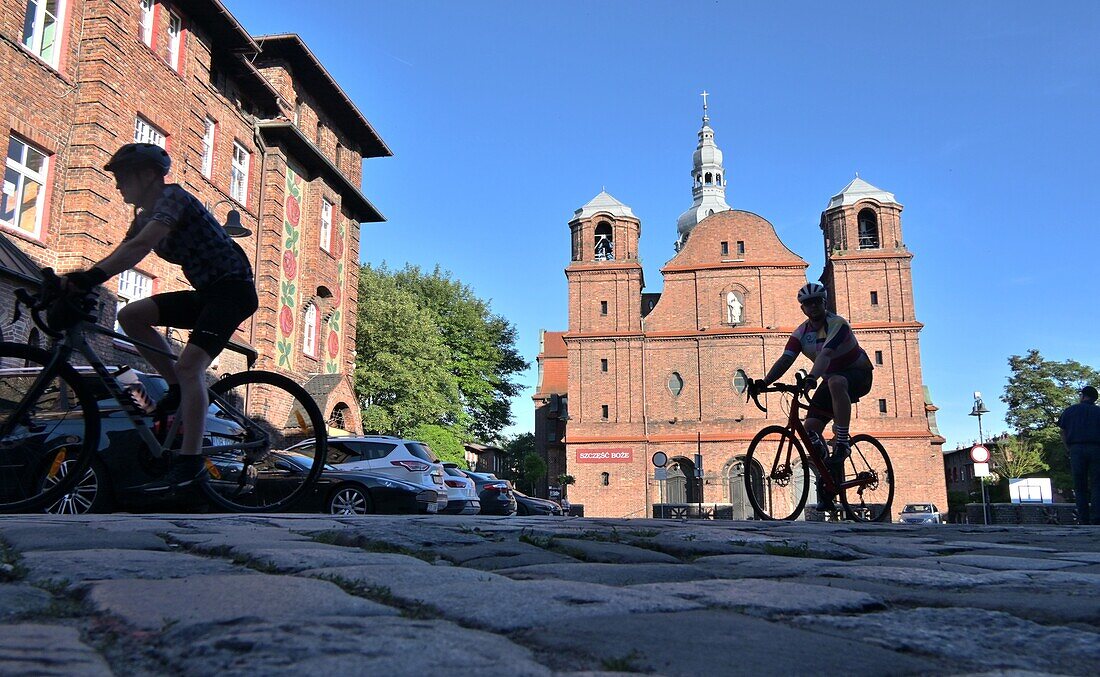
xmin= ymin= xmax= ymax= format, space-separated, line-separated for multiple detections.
xmin=206 ymin=198 xmax=251 ymax=238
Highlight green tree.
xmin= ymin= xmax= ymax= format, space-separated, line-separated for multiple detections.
xmin=408 ymin=423 xmax=466 ymax=466
xmin=990 ymin=435 xmax=1049 ymax=481
xmin=1001 ymin=349 xmax=1098 ymax=493
xmin=354 ymin=266 xmax=463 ymax=435
xmin=393 ymin=265 xmax=528 ymax=440
xmin=519 ymin=452 xmax=548 ymax=494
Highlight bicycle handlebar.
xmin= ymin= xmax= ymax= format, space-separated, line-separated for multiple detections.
xmin=14 ymin=268 xmax=97 ymax=340
xmin=744 ymin=371 xmax=814 ymax=413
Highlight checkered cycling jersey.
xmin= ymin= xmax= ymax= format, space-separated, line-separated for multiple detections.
xmin=782 ymin=312 xmax=870 ymax=374
xmin=126 ymin=185 xmax=253 ymax=290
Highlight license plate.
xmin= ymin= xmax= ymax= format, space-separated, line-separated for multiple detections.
xmin=426 ymin=502 xmax=438 ymax=513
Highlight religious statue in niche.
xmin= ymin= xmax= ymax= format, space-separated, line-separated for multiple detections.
xmin=726 ymin=291 xmax=743 ymax=324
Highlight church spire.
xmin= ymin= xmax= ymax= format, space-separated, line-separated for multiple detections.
xmin=675 ymin=91 xmax=731 ymax=251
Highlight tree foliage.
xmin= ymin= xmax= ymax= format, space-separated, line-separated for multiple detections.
xmin=409 ymin=423 xmax=466 ymax=466
xmin=496 ymin=433 xmax=547 ymax=494
xmin=353 ymin=264 xmax=528 ymax=445
xmin=990 ymin=435 xmax=1049 ymax=481
xmin=1000 ymin=349 xmax=1098 ymax=493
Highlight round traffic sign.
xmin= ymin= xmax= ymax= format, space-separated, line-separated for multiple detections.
xmin=651 ymin=451 xmax=668 ymax=468
xmin=970 ymin=444 xmax=990 ymax=464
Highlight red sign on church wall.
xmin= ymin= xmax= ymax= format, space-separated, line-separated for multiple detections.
xmin=576 ymin=448 xmax=634 ymax=463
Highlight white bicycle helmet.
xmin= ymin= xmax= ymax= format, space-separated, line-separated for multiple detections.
xmin=104 ymin=143 xmax=171 ymax=176
xmin=797 ymin=282 xmax=828 ymax=303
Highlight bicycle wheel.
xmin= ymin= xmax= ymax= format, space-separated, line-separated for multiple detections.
xmin=839 ymin=434 xmax=894 ymax=522
xmin=744 ymin=425 xmax=810 ymax=520
xmin=200 ymin=369 xmax=327 ymax=512
xmin=0 ymin=342 xmax=100 ymax=513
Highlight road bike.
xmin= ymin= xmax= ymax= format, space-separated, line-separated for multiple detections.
xmin=0 ymin=270 xmax=327 ymax=513
xmin=742 ymin=372 xmax=894 ymax=522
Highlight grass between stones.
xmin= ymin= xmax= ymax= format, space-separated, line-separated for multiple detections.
xmin=316 ymin=574 xmax=440 ymax=620
xmin=0 ymin=540 xmax=27 ymax=582
xmin=309 ymin=531 xmax=438 ymax=562
xmin=763 ymin=541 xmax=812 ymax=558
xmin=601 ymin=650 xmax=646 ymax=672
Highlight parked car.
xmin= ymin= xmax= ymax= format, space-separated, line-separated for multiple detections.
xmin=462 ymin=470 xmax=517 ymax=516
xmin=286 ymin=435 xmax=447 ymax=500
xmin=267 ymin=451 xmax=443 ymax=515
xmin=9 ymin=366 xmax=247 ymax=515
xmin=899 ymin=503 xmax=943 ymax=524
xmin=514 ymin=490 xmax=564 ymax=516
xmin=440 ymin=463 xmax=480 ymax=515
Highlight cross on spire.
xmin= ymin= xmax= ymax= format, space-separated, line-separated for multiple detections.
xmin=700 ymin=90 xmax=710 ymax=122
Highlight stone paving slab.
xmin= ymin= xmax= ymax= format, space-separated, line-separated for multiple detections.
xmin=495 ymin=562 xmax=718 ymax=585
xmin=550 ymin=537 xmax=682 ymax=564
xmin=0 ymin=525 xmax=169 ymax=552
xmin=937 ymin=554 xmax=1087 ymax=571
xmin=791 ymin=607 xmax=1100 ymax=675
xmin=518 ymin=609 xmax=943 ymax=676
xmin=84 ymin=573 xmax=399 ymax=630
xmin=20 ymin=548 xmax=247 ymax=587
xmin=820 ymin=564 xmax=1033 ymax=588
xmin=691 ymin=553 xmax=844 ymax=578
xmin=434 ymin=540 xmax=581 ymax=569
xmin=161 ymin=616 xmax=553 ymax=676
xmin=631 ymin=578 xmax=883 ymax=616
xmin=0 ymin=584 xmax=55 ymax=620
xmin=0 ymin=623 xmax=113 ymax=675
xmin=238 ymin=546 xmax=431 ymax=572
xmin=303 ymin=563 xmax=702 ymax=631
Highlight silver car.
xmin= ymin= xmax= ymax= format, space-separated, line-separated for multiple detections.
xmin=898 ymin=503 xmax=943 ymax=524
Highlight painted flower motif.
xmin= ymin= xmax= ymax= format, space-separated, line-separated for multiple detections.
xmin=333 ymin=234 xmax=344 ymax=259
xmin=279 ymin=305 xmax=294 ymax=336
xmin=327 ymin=330 xmax=339 ymax=357
xmin=286 ymin=195 xmax=301 ymax=227
xmin=282 ymin=250 xmax=297 ymax=279
xmin=330 ymin=285 xmax=341 ymax=307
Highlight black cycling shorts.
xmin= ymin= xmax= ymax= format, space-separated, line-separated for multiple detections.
xmin=807 ymin=366 xmax=874 ymax=423
xmin=151 ymin=279 xmax=258 ymax=359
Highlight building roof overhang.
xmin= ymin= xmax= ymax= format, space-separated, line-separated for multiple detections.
xmin=255 ymin=34 xmax=392 ymax=159
xmin=258 ymin=120 xmax=385 ymax=223
xmin=0 ymin=232 xmax=43 ymax=285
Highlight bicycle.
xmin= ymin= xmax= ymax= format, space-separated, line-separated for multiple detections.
xmin=0 ymin=270 xmax=328 ymax=513
xmin=741 ymin=371 xmax=894 ymax=522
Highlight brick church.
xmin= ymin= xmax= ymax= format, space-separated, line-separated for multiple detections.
xmin=0 ymin=0 xmax=389 ymax=433
xmin=534 ymin=100 xmax=946 ymax=519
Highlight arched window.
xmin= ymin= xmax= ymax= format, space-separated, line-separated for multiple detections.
xmin=667 ymin=372 xmax=684 ymax=396
xmin=704 ymin=172 xmax=713 ymax=185
xmin=329 ymin=402 xmax=351 ymax=431
xmin=716 ymin=173 xmax=722 ymax=186
xmin=600 ymin=472 xmax=610 ymax=486
xmin=594 ymin=221 xmax=614 ymax=261
xmin=28 ymin=328 xmax=40 ymax=348
xmin=303 ymin=303 xmax=318 ymax=357
xmin=858 ymin=208 xmax=880 ymax=249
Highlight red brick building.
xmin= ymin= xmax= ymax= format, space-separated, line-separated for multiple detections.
xmin=535 ymin=105 xmax=945 ymax=519
xmin=0 ymin=0 xmax=390 ymax=431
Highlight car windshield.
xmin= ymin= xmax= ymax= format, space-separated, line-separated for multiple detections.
xmin=903 ymin=504 xmax=933 ymax=513
xmin=442 ymin=466 xmax=467 ymax=477
xmin=406 ymin=442 xmax=440 ymax=463
xmin=275 ymin=451 xmax=336 ymax=472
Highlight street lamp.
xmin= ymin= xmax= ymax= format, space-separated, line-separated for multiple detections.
xmin=206 ymin=199 xmax=251 ymax=238
xmin=969 ymin=391 xmax=991 ymax=524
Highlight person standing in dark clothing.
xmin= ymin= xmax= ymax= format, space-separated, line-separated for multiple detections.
xmin=1058 ymin=386 xmax=1100 ymax=525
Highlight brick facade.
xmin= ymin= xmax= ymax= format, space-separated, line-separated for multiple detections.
xmin=536 ymin=176 xmax=946 ymax=520
xmin=0 ymin=1 xmax=390 ymax=431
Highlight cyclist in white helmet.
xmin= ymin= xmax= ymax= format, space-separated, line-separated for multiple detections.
xmin=61 ymin=143 xmax=257 ymax=492
xmin=756 ymin=282 xmax=874 ymax=510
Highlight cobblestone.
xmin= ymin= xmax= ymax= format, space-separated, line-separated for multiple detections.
xmin=0 ymin=515 xmax=1097 ymax=675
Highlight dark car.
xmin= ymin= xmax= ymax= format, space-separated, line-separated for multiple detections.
xmin=9 ymin=366 xmax=247 ymax=514
xmin=462 ymin=470 xmax=516 ymax=516
xmin=268 ymin=451 xmax=443 ymax=515
xmin=514 ymin=490 xmax=564 ymax=516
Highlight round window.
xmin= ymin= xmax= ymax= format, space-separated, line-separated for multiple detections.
xmin=732 ymin=369 xmax=749 ymax=394
xmin=668 ymin=372 xmax=684 ymax=396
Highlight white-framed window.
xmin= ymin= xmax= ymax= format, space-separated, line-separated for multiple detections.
xmin=319 ymin=198 xmax=332 ymax=252
xmin=303 ymin=303 xmax=318 ymax=357
xmin=139 ymin=0 xmax=154 ymax=46
xmin=167 ymin=9 xmax=181 ymax=70
xmin=115 ymin=269 xmax=153 ymax=333
xmin=21 ymin=0 xmax=65 ymax=67
xmin=133 ymin=116 xmax=165 ymax=147
xmin=2 ymin=136 xmax=49 ymax=238
xmin=201 ymin=117 xmax=215 ymax=178
xmin=230 ymin=141 xmax=249 ymax=204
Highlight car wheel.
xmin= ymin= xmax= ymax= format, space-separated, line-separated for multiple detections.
xmin=43 ymin=456 xmax=112 ymax=515
xmin=328 ymin=485 xmax=373 ymax=515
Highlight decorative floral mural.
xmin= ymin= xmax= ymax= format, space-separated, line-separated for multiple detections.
xmin=276 ymin=167 xmax=304 ymax=368
xmin=324 ymin=220 xmax=347 ymax=374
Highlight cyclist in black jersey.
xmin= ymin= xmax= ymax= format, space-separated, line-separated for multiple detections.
xmin=63 ymin=143 xmax=258 ymax=491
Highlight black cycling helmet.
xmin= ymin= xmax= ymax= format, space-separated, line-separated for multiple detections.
xmin=797 ymin=282 xmax=828 ymax=303
xmin=104 ymin=143 xmax=171 ymax=176
xmin=1082 ymin=386 xmax=1098 ymax=402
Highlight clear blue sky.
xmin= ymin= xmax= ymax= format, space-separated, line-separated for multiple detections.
xmin=230 ymin=0 xmax=1099 ymax=449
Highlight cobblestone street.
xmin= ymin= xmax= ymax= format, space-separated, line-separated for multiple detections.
xmin=1 ymin=515 xmax=1098 ymax=675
